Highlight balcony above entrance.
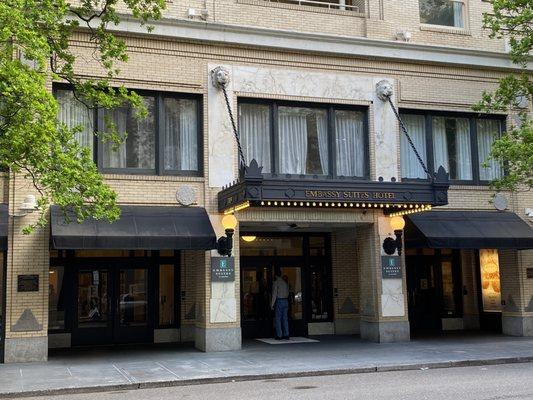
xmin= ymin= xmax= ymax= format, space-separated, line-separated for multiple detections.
xmin=218 ymin=160 xmax=450 ymax=215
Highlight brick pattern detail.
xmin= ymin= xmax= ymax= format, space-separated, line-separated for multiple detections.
xmin=356 ymin=222 xmax=380 ymax=321
xmin=331 ymin=230 xmax=359 ymax=319
xmin=5 ymin=173 xmax=49 ymax=341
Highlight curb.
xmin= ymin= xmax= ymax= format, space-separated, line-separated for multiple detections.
xmin=2 ymin=356 xmax=532 ymax=398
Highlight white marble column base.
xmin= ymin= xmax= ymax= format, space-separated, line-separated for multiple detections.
xmin=194 ymin=327 xmax=242 ymax=352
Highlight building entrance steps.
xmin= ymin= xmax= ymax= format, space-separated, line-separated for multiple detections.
xmin=1 ymin=333 xmax=533 ymax=397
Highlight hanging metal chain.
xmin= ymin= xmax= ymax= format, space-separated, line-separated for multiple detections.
xmin=221 ymin=85 xmax=247 ymax=169
xmin=387 ymin=97 xmax=431 ymax=179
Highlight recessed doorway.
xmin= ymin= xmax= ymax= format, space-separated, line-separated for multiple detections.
xmin=73 ymin=265 xmax=152 ymax=346
xmin=240 ymin=234 xmax=332 ymax=339
xmin=49 ymin=250 xmax=180 ymax=347
xmin=406 ymin=249 xmax=463 ymax=333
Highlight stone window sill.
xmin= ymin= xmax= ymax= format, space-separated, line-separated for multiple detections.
xmin=236 ymin=0 xmax=366 ymax=17
xmin=449 ymin=185 xmax=500 ymax=191
xmin=420 ymin=24 xmax=471 ymax=36
xmin=102 ymin=174 xmax=205 ymax=183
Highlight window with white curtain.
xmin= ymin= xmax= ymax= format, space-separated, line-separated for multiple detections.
xmin=400 ymin=111 xmax=504 ymax=184
xmin=54 ymin=86 xmax=201 ymax=175
xmin=162 ymin=98 xmax=199 ymax=172
xmin=419 ymin=0 xmax=465 ymax=28
xmin=335 ymin=110 xmax=366 ymax=177
xmin=432 ymin=116 xmax=472 ymax=180
xmin=56 ymin=89 xmax=94 ymax=157
xmin=239 ymin=103 xmax=271 ymax=173
xmin=103 ymin=96 xmax=156 ymax=170
xmin=278 ymin=106 xmax=328 ymax=175
xmin=477 ymin=119 xmax=503 ymax=181
xmin=238 ymin=100 xmax=368 ymax=178
xmin=400 ymin=114 xmax=427 ymax=179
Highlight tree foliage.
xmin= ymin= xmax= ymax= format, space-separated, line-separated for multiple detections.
xmin=475 ymin=0 xmax=533 ymax=192
xmin=0 ymin=0 xmax=165 ymax=232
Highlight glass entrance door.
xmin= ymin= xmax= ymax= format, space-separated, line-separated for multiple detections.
xmin=115 ymin=268 xmax=150 ymax=343
xmin=241 ymin=259 xmax=307 ymax=339
xmin=278 ymin=265 xmax=306 ymax=336
xmin=406 ymin=257 xmax=441 ymax=332
xmin=242 ymin=265 xmax=272 ymax=338
xmin=73 ymin=266 xmax=152 ymax=346
xmin=74 ymin=268 xmax=112 ymax=345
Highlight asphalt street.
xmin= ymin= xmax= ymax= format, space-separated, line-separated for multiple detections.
xmin=12 ymin=362 xmax=533 ymax=400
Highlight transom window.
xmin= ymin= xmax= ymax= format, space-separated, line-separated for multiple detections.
xmin=238 ymin=100 xmax=368 ymax=179
xmin=55 ymin=86 xmax=202 ymax=176
xmin=400 ymin=111 xmax=504 ymax=184
xmin=419 ymin=0 xmax=466 ymax=28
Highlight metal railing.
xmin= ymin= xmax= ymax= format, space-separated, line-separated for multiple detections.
xmin=265 ymin=0 xmax=366 ymax=13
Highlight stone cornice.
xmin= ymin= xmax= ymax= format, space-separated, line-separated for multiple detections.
xmin=105 ymin=16 xmax=531 ymax=72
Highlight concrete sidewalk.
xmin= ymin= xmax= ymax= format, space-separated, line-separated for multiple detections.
xmin=1 ymin=333 xmax=533 ymax=398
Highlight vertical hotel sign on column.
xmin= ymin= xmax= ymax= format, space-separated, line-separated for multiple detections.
xmin=479 ymin=249 xmax=502 ymax=312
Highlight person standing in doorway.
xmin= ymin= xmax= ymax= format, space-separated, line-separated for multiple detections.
xmin=271 ymin=267 xmax=290 ymax=340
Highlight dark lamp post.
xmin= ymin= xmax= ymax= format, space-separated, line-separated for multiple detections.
xmin=383 ymin=216 xmax=406 ymax=256
xmin=217 ymin=214 xmax=238 ymax=257
xmin=390 ymin=216 xmax=406 ymax=256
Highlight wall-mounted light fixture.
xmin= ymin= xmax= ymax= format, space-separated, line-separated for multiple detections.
xmin=383 ymin=216 xmax=406 ymax=256
xmin=217 ymin=214 xmax=238 ymax=257
xmin=241 ymin=235 xmax=257 ymax=242
xmin=12 ymin=195 xmax=39 ymax=217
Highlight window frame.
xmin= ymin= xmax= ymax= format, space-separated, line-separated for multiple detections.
xmin=53 ymin=84 xmax=203 ymax=177
xmin=400 ymin=109 xmax=506 ymax=185
xmin=238 ymin=98 xmax=370 ymax=180
xmin=419 ymin=0 xmax=468 ymax=29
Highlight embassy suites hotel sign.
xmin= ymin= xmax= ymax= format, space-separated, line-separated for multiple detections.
xmin=305 ymin=190 xmax=396 ymax=201
xmin=217 ymin=160 xmax=450 ymax=213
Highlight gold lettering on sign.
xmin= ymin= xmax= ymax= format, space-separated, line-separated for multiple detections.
xmin=305 ymin=190 xmax=341 ymax=198
xmin=304 ymin=190 xmax=396 ymax=200
xmin=343 ymin=191 xmax=370 ymax=199
xmin=373 ymin=192 xmax=395 ymax=199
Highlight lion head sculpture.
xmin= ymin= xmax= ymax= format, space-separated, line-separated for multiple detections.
xmin=211 ymin=66 xmax=231 ymax=89
xmin=376 ymin=80 xmax=394 ymax=101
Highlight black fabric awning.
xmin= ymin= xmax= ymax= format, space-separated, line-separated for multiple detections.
xmin=51 ymin=205 xmax=217 ymax=250
xmin=406 ymin=211 xmax=533 ymax=249
xmin=0 ymin=204 xmax=7 ymax=250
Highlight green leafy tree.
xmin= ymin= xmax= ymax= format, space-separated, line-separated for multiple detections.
xmin=0 ymin=0 xmax=165 ymax=232
xmin=475 ymin=0 xmax=532 ymax=192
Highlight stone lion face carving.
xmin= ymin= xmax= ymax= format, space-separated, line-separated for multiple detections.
xmin=376 ymin=80 xmax=394 ymax=101
xmin=211 ymin=66 xmax=230 ymax=88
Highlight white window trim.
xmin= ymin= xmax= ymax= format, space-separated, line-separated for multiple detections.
xmin=419 ymin=0 xmax=469 ymax=31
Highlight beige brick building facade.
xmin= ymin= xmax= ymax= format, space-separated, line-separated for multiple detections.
xmin=1 ymin=0 xmax=532 ymax=363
